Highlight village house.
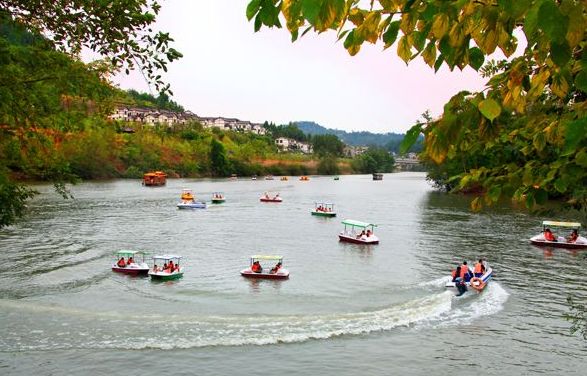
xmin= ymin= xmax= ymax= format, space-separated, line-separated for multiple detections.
xmin=275 ymin=137 xmax=312 ymax=154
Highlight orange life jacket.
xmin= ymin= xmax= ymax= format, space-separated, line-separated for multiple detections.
xmin=460 ymin=265 xmax=468 ymax=278
xmin=544 ymin=231 xmax=555 ymax=241
xmin=474 ymin=263 xmax=484 ymax=274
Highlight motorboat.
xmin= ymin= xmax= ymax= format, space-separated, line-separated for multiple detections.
xmin=251 ymin=175 xmax=257 ymax=180
xmin=112 ymin=250 xmax=149 ymax=275
xmin=177 ymin=189 xmax=206 ymax=209
xmin=311 ymin=202 xmax=336 ymax=217
xmin=240 ymin=255 xmax=289 ymax=280
xmin=299 ymin=176 xmax=309 ymax=181
xmin=148 ymin=255 xmax=184 ymax=281
xmin=338 ymin=219 xmax=379 ymax=244
xmin=445 ymin=262 xmax=493 ymax=292
xmin=530 ymin=221 xmax=587 ymax=249
xmin=211 ymin=192 xmax=225 ymax=204
xmin=265 ymin=175 xmax=274 ymax=180
xmin=260 ymin=192 xmax=282 ymax=202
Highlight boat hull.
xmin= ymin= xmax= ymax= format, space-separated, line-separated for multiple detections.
xmin=211 ymin=199 xmax=225 ymax=204
xmin=240 ymin=269 xmax=289 ymax=280
xmin=149 ymin=271 xmax=183 ymax=281
xmin=260 ymin=198 xmax=282 ymax=203
xmin=111 ymin=266 xmax=149 ymax=276
xmin=338 ymin=234 xmax=379 ymax=244
xmin=312 ymin=211 xmax=336 ymax=217
xmin=177 ymin=202 xmax=207 ymax=209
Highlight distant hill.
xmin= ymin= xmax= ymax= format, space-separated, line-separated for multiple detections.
xmin=295 ymin=121 xmax=416 ymax=153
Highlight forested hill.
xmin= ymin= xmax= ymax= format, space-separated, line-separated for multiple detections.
xmin=295 ymin=121 xmax=408 ymax=150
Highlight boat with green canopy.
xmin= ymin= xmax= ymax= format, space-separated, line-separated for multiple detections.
xmin=339 ymin=219 xmax=379 ymax=244
xmin=211 ymin=192 xmax=225 ymax=204
xmin=148 ymin=255 xmax=184 ymax=280
xmin=530 ymin=221 xmax=587 ymax=249
xmin=311 ymin=202 xmax=336 ymax=217
xmin=112 ymin=250 xmax=149 ymax=275
xmin=240 ymin=255 xmax=289 ymax=280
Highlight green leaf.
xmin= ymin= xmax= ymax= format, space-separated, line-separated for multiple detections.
xmin=534 ymin=188 xmax=548 ymax=205
xmin=301 ymin=0 xmax=321 ymax=25
xmin=477 ymin=99 xmax=501 ymax=121
xmin=523 ymin=0 xmax=542 ymax=40
xmin=550 ymin=41 xmax=571 ymax=67
xmin=400 ymin=124 xmax=422 ymax=154
xmin=576 ymin=148 xmax=587 ymax=167
xmin=488 ymin=185 xmax=501 ymax=202
xmin=434 ymin=54 xmax=444 ymax=72
xmin=246 ymin=0 xmax=261 ymax=21
xmin=468 ymin=47 xmax=484 ymax=71
xmin=564 ymin=118 xmax=587 ymax=154
xmin=525 ymin=191 xmax=535 ymax=208
xmin=382 ymin=20 xmax=400 ymax=48
xmin=554 ymin=178 xmax=568 ymax=193
xmin=575 ymin=70 xmax=587 ymax=94
xmin=538 ymin=0 xmax=568 ymax=43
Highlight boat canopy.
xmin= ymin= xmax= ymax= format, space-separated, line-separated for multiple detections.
xmin=116 ymin=250 xmax=144 ymax=257
xmin=152 ymin=255 xmax=182 ymax=260
xmin=542 ymin=221 xmax=581 ymax=228
xmin=250 ymin=255 xmax=283 ymax=261
xmin=315 ymin=202 xmax=334 ymax=207
xmin=341 ymin=219 xmax=377 ymax=228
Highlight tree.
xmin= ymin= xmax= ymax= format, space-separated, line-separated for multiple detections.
xmin=247 ymin=0 xmax=587 ymax=211
xmin=352 ymin=147 xmax=395 ymax=174
xmin=317 ymin=155 xmax=340 ymax=175
xmin=209 ymin=138 xmax=231 ymax=177
xmin=311 ymin=134 xmax=344 ymax=157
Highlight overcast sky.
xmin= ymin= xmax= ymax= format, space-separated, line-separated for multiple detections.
xmin=112 ymin=1 xmax=489 ymax=133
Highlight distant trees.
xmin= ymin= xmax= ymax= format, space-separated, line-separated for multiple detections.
xmin=263 ymin=121 xmax=307 ymax=142
xmin=125 ymin=89 xmax=185 ymax=112
xmin=352 ymin=147 xmax=395 ymax=174
xmin=209 ymin=138 xmax=231 ymax=177
xmin=311 ymin=134 xmax=344 ymax=157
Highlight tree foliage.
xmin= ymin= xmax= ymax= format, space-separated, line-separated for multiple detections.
xmin=247 ymin=0 xmax=587 ymax=212
xmin=351 ymin=147 xmax=395 ymax=174
xmin=209 ymin=138 xmax=231 ymax=177
xmin=124 ymin=89 xmax=185 ymax=112
xmin=263 ymin=121 xmax=308 ymax=141
xmin=311 ymin=133 xmax=344 ymax=156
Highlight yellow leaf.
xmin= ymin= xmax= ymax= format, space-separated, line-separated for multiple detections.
xmin=448 ymin=23 xmax=464 ymax=47
xmin=400 ymin=12 xmax=417 ymax=34
xmin=432 ymin=13 xmax=449 ymax=39
xmin=397 ymin=35 xmax=412 ymax=63
xmin=421 ymin=41 xmax=436 ymax=67
xmin=551 ymin=73 xmax=569 ymax=98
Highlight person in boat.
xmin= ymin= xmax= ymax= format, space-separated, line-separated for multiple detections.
xmin=544 ymin=228 xmax=557 ymax=242
xmin=567 ymin=229 xmax=579 ymax=243
xmin=117 ymin=257 xmax=126 ymax=268
xmin=127 ymin=257 xmax=134 ymax=265
xmin=264 ymin=192 xmax=270 ymax=199
xmin=162 ymin=262 xmax=168 ymax=272
xmin=366 ymin=229 xmax=372 ymax=237
xmin=153 ymin=264 xmax=159 ymax=272
xmin=251 ymin=261 xmax=262 ymax=273
xmin=451 ymin=266 xmax=461 ymax=282
xmin=174 ymin=263 xmax=180 ymax=272
xmin=460 ymin=261 xmax=472 ymax=282
xmin=357 ymin=230 xmax=366 ymax=239
xmin=168 ymin=260 xmax=174 ymax=272
xmin=455 ymin=275 xmax=467 ymax=296
xmin=474 ymin=259 xmax=486 ymax=277
xmin=270 ymin=262 xmax=282 ymax=274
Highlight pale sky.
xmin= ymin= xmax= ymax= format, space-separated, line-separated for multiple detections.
xmin=113 ymin=0 xmax=490 ymax=133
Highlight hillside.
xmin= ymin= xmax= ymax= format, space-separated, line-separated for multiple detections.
xmin=295 ymin=121 xmax=412 ymax=152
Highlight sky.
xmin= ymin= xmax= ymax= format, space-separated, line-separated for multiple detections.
xmin=112 ymin=1 xmax=489 ymax=134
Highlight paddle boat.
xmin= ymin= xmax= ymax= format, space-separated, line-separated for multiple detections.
xmin=177 ymin=189 xmax=206 ymax=209
xmin=211 ymin=192 xmax=225 ymax=204
xmin=251 ymin=175 xmax=257 ymax=180
xmin=333 ymin=176 xmax=340 ymax=180
xmin=299 ymin=176 xmax=309 ymax=181
xmin=112 ymin=250 xmax=150 ymax=275
xmin=260 ymin=192 xmax=282 ymax=203
xmin=148 ymin=255 xmax=184 ymax=281
xmin=530 ymin=221 xmax=587 ymax=249
xmin=311 ymin=202 xmax=336 ymax=217
xmin=280 ymin=176 xmax=289 ymax=181
xmin=230 ymin=174 xmax=238 ymax=181
xmin=338 ymin=219 xmax=379 ymax=244
xmin=445 ymin=261 xmax=493 ymax=293
xmin=240 ymin=255 xmax=289 ymax=280
xmin=265 ymin=175 xmax=274 ymax=180
xmin=372 ymin=173 xmax=383 ymax=180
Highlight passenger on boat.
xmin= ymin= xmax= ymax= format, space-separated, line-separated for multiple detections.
xmin=162 ymin=262 xmax=168 ymax=271
xmin=544 ymin=228 xmax=557 ymax=242
xmin=168 ymin=260 xmax=174 ymax=272
xmin=127 ymin=257 xmax=134 ymax=265
xmin=460 ymin=261 xmax=472 ymax=282
xmin=567 ymin=229 xmax=579 ymax=243
xmin=117 ymin=257 xmax=126 ymax=268
xmin=451 ymin=266 xmax=461 ymax=282
xmin=366 ymin=229 xmax=372 ymax=237
xmin=174 ymin=263 xmax=180 ymax=272
xmin=357 ymin=230 xmax=366 ymax=239
xmin=153 ymin=264 xmax=159 ymax=272
xmin=251 ymin=261 xmax=262 ymax=273
xmin=455 ymin=275 xmax=467 ymax=296
xmin=474 ymin=259 xmax=486 ymax=277
xmin=270 ymin=262 xmax=282 ymax=274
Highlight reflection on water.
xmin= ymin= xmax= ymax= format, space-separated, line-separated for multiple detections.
xmin=0 ymin=173 xmax=586 ymax=375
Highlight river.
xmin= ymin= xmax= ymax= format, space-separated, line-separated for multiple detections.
xmin=0 ymin=172 xmax=585 ymax=375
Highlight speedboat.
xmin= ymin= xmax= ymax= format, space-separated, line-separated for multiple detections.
xmin=530 ymin=221 xmax=587 ymax=249
xmin=445 ymin=262 xmax=493 ymax=291
xmin=148 ymin=255 xmax=184 ymax=281
xmin=177 ymin=189 xmax=206 ymax=209
xmin=311 ymin=202 xmax=336 ymax=217
xmin=260 ymin=192 xmax=282 ymax=202
xmin=338 ymin=219 xmax=379 ymax=244
xmin=211 ymin=192 xmax=225 ymax=204
xmin=112 ymin=250 xmax=149 ymax=276
xmin=240 ymin=255 xmax=289 ymax=280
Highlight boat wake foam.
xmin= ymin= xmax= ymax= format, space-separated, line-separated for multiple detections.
xmin=0 ymin=283 xmax=509 ymax=350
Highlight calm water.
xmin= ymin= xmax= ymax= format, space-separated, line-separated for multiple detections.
xmin=0 ymin=173 xmax=585 ymax=375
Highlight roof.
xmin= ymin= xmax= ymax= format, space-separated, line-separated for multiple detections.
xmin=315 ymin=202 xmax=334 ymax=206
xmin=152 ymin=255 xmax=182 ymax=260
xmin=250 ymin=255 xmax=283 ymax=260
xmin=542 ymin=221 xmax=581 ymax=228
xmin=116 ymin=250 xmax=144 ymax=256
xmin=341 ymin=219 xmax=377 ymax=228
